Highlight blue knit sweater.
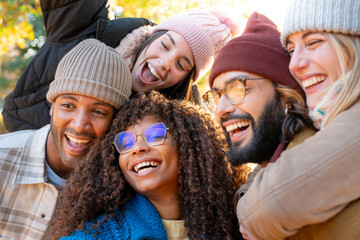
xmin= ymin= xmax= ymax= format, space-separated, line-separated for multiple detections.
xmin=60 ymin=194 xmax=168 ymax=240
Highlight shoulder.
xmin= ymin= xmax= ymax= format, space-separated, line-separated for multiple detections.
xmin=0 ymin=130 xmax=35 ymax=149
xmin=290 ymin=198 xmax=360 ymax=240
xmin=287 ymin=127 xmax=317 ymax=150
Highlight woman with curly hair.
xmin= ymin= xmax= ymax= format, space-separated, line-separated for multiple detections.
xmin=52 ymin=91 xmax=241 ymax=240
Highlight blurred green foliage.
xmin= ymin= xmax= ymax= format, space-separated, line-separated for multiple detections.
xmin=0 ymin=0 xmax=248 ymax=134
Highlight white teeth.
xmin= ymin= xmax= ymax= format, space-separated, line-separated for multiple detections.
xmin=148 ymin=63 xmax=161 ymax=79
xmin=138 ymin=167 xmax=156 ymax=174
xmin=303 ymin=76 xmax=326 ymax=88
xmin=67 ymin=135 xmax=91 ymax=144
xmin=225 ymin=121 xmax=251 ymax=132
xmin=134 ymin=161 xmax=160 ymax=173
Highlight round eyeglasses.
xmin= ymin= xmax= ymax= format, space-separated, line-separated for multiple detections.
xmin=202 ymin=78 xmax=265 ymax=111
xmin=113 ymin=122 xmax=168 ymax=154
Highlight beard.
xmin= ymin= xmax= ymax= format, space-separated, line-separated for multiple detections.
xmin=226 ymin=93 xmax=285 ymax=166
xmin=49 ymin=113 xmax=97 ymax=172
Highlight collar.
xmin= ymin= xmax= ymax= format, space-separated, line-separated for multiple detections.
xmin=14 ymin=125 xmax=50 ymax=185
xmin=269 ymin=142 xmax=288 ymax=163
xmin=124 ymin=194 xmax=168 ymax=240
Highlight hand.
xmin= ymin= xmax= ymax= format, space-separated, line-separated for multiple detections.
xmin=240 ymin=224 xmax=258 ymax=240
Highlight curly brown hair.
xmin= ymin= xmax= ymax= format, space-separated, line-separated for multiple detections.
xmin=53 ymin=91 xmax=241 ymax=239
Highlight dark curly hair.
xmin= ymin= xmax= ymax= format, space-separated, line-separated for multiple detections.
xmin=53 ymin=91 xmax=241 ymax=239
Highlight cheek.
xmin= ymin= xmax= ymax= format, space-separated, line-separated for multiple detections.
xmin=118 ymin=157 xmax=128 ymax=174
xmin=95 ymin=118 xmax=113 ymax=137
xmin=241 ymin=99 xmax=262 ymax=120
xmin=327 ymin=58 xmax=342 ymax=83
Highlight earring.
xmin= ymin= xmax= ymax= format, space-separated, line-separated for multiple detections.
xmin=284 ymin=103 xmax=289 ymax=115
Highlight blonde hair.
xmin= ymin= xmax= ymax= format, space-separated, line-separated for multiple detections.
xmin=323 ymin=33 xmax=360 ymax=126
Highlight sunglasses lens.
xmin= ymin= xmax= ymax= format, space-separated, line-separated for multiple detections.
xmin=144 ymin=123 xmax=167 ymax=146
xmin=114 ymin=132 xmax=136 ymax=153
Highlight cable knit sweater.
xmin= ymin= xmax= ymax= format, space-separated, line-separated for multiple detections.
xmin=61 ymin=194 xmax=168 ymax=240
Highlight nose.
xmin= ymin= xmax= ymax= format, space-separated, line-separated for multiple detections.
xmin=289 ymin=48 xmax=309 ymax=76
xmin=70 ymin=110 xmax=91 ymax=132
xmin=215 ymin=94 xmax=236 ymax=123
xmin=131 ymin=135 xmax=150 ymax=157
xmin=159 ymin=52 xmax=176 ymax=73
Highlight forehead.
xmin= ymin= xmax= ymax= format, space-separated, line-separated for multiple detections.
xmin=55 ymin=94 xmax=112 ymax=107
xmin=159 ymin=31 xmax=195 ymax=64
xmin=212 ymin=71 xmax=265 ymax=88
xmin=126 ymin=115 xmax=162 ymax=131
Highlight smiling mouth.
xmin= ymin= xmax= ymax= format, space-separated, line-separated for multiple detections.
xmin=65 ymin=134 xmax=93 ymax=153
xmin=148 ymin=63 xmax=161 ymax=79
xmin=139 ymin=63 xmax=162 ymax=84
xmin=133 ymin=161 xmax=161 ymax=174
xmin=303 ymin=76 xmax=326 ymax=88
xmin=226 ymin=120 xmax=251 ymax=138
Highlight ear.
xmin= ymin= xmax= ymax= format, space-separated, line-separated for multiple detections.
xmin=50 ymin=103 xmax=54 ymax=117
xmin=276 ymin=90 xmax=288 ymax=111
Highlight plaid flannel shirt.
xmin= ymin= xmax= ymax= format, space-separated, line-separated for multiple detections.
xmin=0 ymin=125 xmax=58 ymax=240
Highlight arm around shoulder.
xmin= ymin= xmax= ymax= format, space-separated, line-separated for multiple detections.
xmin=237 ymin=101 xmax=360 ymax=239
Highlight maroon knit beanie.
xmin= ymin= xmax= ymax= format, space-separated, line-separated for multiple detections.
xmin=209 ymin=12 xmax=304 ymax=97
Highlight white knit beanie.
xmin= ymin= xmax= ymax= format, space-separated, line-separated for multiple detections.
xmin=47 ymin=39 xmax=132 ymax=109
xmin=281 ymin=0 xmax=360 ymax=47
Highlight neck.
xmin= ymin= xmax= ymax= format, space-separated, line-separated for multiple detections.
xmin=148 ymin=193 xmax=181 ymax=220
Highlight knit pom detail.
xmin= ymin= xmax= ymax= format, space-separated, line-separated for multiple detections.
xmin=115 ymin=25 xmax=154 ymax=70
xmin=210 ymin=10 xmax=241 ymax=37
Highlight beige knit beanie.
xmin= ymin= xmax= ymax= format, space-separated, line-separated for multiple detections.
xmin=281 ymin=0 xmax=360 ymax=47
xmin=47 ymin=39 xmax=132 ymax=109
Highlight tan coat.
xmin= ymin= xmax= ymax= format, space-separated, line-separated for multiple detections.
xmin=289 ymin=198 xmax=360 ymax=240
xmin=236 ymin=101 xmax=360 ymax=240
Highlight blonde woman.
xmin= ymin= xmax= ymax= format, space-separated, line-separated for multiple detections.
xmin=236 ymin=0 xmax=360 ymax=239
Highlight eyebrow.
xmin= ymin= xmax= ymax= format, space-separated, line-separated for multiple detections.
xmin=286 ymin=31 xmax=319 ymax=45
xmin=166 ymin=33 xmax=176 ymax=46
xmin=166 ymin=33 xmax=193 ymax=68
xmin=225 ymin=75 xmax=250 ymax=84
xmin=59 ymin=95 xmax=113 ymax=108
xmin=212 ymin=74 xmax=250 ymax=90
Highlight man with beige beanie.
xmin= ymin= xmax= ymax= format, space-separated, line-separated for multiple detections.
xmin=0 ymin=39 xmax=132 ymax=240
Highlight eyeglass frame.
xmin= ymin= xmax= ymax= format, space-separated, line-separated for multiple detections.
xmin=113 ymin=122 xmax=169 ymax=154
xmin=202 ymin=77 xmax=267 ymax=111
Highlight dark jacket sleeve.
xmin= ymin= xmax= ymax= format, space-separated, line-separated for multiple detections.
xmin=2 ymin=0 xmax=151 ymax=132
xmin=96 ymin=17 xmax=154 ymax=48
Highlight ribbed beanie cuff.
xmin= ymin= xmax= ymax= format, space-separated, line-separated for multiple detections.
xmin=209 ymin=12 xmax=304 ymax=97
xmin=47 ymin=39 xmax=132 ymax=109
xmin=281 ymin=0 xmax=360 ymax=47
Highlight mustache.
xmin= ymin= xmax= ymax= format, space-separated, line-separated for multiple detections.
xmin=220 ymin=113 xmax=253 ymax=123
xmin=220 ymin=113 xmax=255 ymax=130
xmin=63 ymin=127 xmax=97 ymax=139
xmin=220 ymin=113 xmax=255 ymax=146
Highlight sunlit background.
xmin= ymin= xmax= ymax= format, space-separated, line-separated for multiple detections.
xmin=0 ymin=0 xmax=292 ymax=133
